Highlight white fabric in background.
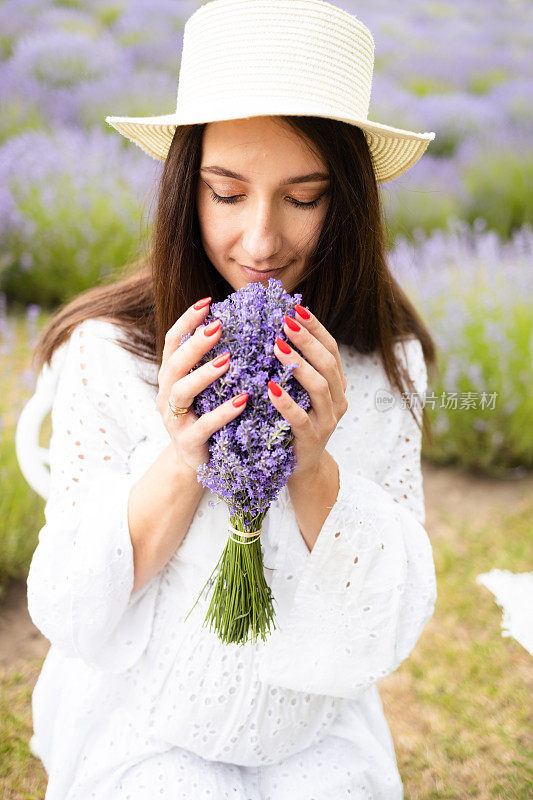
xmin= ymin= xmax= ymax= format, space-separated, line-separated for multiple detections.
xmin=476 ymin=569 xmax=533 ymax=656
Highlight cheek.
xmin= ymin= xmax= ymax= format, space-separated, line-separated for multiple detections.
xmin=198 ymin=202 xmax=232 ymax=246
xmin=297 ymin=210 xmax=327 ymax=253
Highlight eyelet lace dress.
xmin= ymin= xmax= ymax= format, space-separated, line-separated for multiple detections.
xmin=27 ymin=318 xmax=437 ymax=800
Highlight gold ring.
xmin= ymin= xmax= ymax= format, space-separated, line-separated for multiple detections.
xmin=168 ymin=398 xmax=190 ymax=417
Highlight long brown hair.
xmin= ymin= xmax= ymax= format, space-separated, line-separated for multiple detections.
xmin=33 ymin=115 xmax=438 ymax=443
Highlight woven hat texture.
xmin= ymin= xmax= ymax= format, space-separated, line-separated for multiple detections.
xmin=106 ymin=0 xmax=436 ymax=183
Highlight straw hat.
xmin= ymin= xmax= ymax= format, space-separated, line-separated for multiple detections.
xmin=105 ymin=0 xmax=435 ymax=183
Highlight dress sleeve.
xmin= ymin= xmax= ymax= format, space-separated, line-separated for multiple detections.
xmin=27 ymin=319 xmax=161 ymax=673
xmin=257 ymin=337 xmax=437 ymax=699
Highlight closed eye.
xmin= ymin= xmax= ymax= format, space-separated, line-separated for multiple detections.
xmin=208 ymin=189 xmax=327 ymax=209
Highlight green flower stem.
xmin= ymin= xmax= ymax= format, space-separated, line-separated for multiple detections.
xmin=201 ymin=512 xmax=278 ymax=645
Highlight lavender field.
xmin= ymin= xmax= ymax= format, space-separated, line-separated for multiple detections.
xmin=390 ymin=219 xmax=533 ymax=475
xmin=0 ymin=0 xmax=531 ymax=305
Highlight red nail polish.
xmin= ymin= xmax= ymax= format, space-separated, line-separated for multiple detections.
xmin=284 ymin=314 xmax=301 ymax=332
xmin=294 ymin=304 xmax=310 ymax=320
xmin=232 ymin=392 xmax=248 ymax=407
xmin=203 ymin=319 xmax=221 ymax=336
xmin=275 ymin=336 xmax=292 ymax=354
xmin=213 ymin=352 xmax=230 ymax=367
xmin=194 ymin=296 xmax=212 ymax=310
xmin=268 ymin=380 xmax=282 ymax=397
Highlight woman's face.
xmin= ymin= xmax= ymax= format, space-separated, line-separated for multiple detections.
xmin=196 ymin=116 xmax=330 ymax=293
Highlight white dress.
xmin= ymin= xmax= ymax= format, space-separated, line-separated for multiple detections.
xmin=27 ymin=317 xmax=437 ymax=800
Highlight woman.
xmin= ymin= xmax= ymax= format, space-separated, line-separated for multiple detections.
xmin=27 ymin=0 xmax=438 ymax=797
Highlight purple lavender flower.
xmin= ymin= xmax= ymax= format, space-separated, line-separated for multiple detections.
xmin=181 ymin=278 xmax=311 ymax=521
xmin=183 ymin=278 xmax=311 ymax=644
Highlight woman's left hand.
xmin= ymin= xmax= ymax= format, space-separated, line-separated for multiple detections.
xmin=267 ymin=305 xmax=348 ymax=478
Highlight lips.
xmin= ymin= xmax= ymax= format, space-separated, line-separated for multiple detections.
xmin=240 ymin=264 xmax=283 ymax=273
xmin=238 ymin=263 xmax=286 ymax=279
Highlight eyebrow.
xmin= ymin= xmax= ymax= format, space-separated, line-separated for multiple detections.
xmin=200 ymin=165 xmax=330 ymax=186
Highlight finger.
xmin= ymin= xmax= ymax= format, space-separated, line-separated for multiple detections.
xmin=293 ymin=305 xmax=347 ymax=392
xmin=161 ymin=297 xmax=212 ymax=365
xmin=273 ymin=337 xmax=333 ymax=422
xmin=168 ymin=350 xmax=232 ymax=413
xmin=190 ymin=391 xmax=249 ymax=445
xmin=160 ymin=317 xmax=223 ymax=401
xmin=267 ymin=380 xmax=315 ymax=437
xmin=280 ymin=314 xmax=347 ymax=409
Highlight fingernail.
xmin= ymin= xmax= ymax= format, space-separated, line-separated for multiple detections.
xmin=284 ymin=314 xmax=301 ymax=332
xmin=204 ymin=319 xmax=221 ymax=336
xmin=294 ymin=304 xmax=310 ymax=320
xmin=275 ymin=336 xmax=292 ymax=354
xmin=194 ymin=296 xmax=212 ymax=310
xmin=268 ymin=380 xmax=282 ymax=397
xmin=232 ymin=392 xmax=249 ymax=407
xmin=213 ymin=352 xmax=230 ymax=367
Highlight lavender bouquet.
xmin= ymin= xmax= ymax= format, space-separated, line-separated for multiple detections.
xmin=183 ymin=278 xmax=311 ymax=645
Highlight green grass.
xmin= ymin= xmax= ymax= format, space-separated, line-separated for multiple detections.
xmin=0 ymin=309 xmax=49 ymax=602
xmin=0 ymin=440 xmax=46 ymax=603
xmin=384 ymin=495 xmax=533 ymax=799
xmin=0 ymin=658 xmax=47 ymax=799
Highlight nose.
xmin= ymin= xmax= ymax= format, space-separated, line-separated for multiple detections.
xmin=241 ymin=199 xmax=283 ymax=263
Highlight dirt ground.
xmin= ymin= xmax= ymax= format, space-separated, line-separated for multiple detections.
xmin=1 ymin=457 xmax=532 ymax=670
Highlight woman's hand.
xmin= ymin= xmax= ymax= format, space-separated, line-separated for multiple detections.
xmin=156 ymin=298 xmax=249 ymax=475
xmin=268 ymin=305 xmax=348 ymax=479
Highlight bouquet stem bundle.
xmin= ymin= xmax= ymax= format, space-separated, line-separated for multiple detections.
xmin=184 ymin=514 xmax=276 ymax=644
xmin=207 ymin=515 xmax=276 ymax=644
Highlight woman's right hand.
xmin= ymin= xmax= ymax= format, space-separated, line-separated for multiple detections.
xmin=156 ymin=297 xmax=249 ymax=475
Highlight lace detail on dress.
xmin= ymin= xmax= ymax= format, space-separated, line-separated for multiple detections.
xmin=256 ymin=337 xmax=437 ymax=699
xmin=27 ymin=319 xmax=161 ymax=672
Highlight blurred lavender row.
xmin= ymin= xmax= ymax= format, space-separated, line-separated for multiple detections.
xmin=0 ymin=125 xmax=159 ymax=304
xmin=1 ymin=0 xmax=530 ymax=140
xmin=389 ymin=219 xmax=533 ymax=473
xmin=0 ymin=0 xmax=533 ymax=301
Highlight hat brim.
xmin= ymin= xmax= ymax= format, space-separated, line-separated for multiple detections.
xmin=105 ymin=111 xmax=435 ymax=184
